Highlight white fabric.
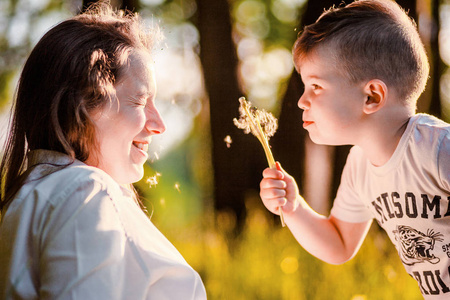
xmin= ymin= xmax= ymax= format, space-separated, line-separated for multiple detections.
xmin=331 ymin=114 xmax=450 ymax=299
xmin=0 ymin=150 xmax=207 ymax=300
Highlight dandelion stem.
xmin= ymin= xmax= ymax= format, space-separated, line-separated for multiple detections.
xmin=238 ymin=97 xmax=286 ymax=227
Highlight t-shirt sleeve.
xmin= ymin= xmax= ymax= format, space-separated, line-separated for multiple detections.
xmin=330 ymin=147 xmax=374 ymax=223
xmin=438 ymin=132 xmax=450 ymax=193
xmin=38 ymin=176 xmax=139 ymax=299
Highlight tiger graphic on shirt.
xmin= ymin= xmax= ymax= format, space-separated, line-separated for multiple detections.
xmin=393 ymin=225 xmax=444 ymax=266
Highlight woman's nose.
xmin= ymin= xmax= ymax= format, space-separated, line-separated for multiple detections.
xmin=146 ymin=108 xmax=166 ymax=134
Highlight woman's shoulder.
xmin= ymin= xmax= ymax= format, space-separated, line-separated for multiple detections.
xmin=2 ymin=152 xmax=126 ymax=251
xmin=13 ymin=150 xmax=122 ymax=211
xmin=27 ymin=150 xmax=116 ymax=188
xmin=31 ymin=162 xmax=111 ymax=192
xmin=50 ymin=161 xmax=117 ymax=189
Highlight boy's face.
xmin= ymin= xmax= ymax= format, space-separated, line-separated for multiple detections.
xmin=296 ymin=48 xmax=367 ymax=146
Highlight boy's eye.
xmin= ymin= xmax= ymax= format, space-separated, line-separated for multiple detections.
xmin=312 ymin=84 xmax=321 ymax=90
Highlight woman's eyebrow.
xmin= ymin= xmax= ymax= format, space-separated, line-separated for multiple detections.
xmin=135 ymin=91 xmax=152 ymax=98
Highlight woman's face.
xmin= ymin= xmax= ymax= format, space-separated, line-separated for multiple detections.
xmin=87 ymin=50 xmax=165 ymax=184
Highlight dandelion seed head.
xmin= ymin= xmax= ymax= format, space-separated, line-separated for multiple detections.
xmin=233 ymin=97 xmax=278 ymax=139
xmin=255 ymin=109 xmax=278 ymax=138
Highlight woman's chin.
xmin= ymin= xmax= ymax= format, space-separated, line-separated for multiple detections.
xmin=129 ymin=167 xmax=145 ymax=184
xmin=114 ymin=166 xmax=145 ymax=185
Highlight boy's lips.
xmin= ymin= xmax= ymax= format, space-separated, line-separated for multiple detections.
xmin=303 ymin=121 xmax=314 ymax=128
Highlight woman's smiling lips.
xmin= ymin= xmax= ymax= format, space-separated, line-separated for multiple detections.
xmin=132 ymin=140 xmax=150 ymax=158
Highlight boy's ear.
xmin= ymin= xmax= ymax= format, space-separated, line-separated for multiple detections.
xmin=363 ymin=79 xmax=387 ymax=114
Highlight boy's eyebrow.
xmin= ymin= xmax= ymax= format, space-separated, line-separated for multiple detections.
xmin=303 ymin=74 xmax=322 ymax=80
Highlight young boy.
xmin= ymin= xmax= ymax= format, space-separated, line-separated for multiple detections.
xmin=260 ymin=0 xmax=450 ymax=298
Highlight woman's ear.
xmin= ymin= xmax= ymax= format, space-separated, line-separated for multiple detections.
xmin=363 ymin=79 xmax=388 ymax=114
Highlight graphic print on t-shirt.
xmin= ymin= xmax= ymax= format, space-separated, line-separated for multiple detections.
xmin=393 ymin=225 xmax=444 ymax=266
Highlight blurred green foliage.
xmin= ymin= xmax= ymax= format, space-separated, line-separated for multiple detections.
xmin=0 ymin=70 xmax=14 ymax=110
xmin=0 ymin=0 xmax=71 ymax=109
xmin=135 ymin=134 xmax=423 ymax=299
xmin=232 ymin=0 xmax=305 ymax=50
xmin=155 ymin=196 xmax=422 ymax=299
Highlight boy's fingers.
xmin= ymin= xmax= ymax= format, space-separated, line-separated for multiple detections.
xmin=267 ymin=198 xmax=287 ymax=215
xmin=262 ymin=167 xmax=284 ymax=179
xmin=260 ymin=178 xmax=286 ymax=189
xmin=260 ymin=186 xmax=286 ymax=199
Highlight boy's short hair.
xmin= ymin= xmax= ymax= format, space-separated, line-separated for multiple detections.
xmin=293 ymin=0 xmax=429 ymax=107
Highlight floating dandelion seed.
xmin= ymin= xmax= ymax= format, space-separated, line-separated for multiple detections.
xmin=150 ymin=146 xmax=164 ymax=163
xmin=148 ymin=151 xmax=160 ymax=163
xmin=233 ymin=96 xmax=285 ymax=227
xmin=224 ymin=135 xmax=232 ymax=148
xmin=146 ymin=172 xmax=161 ymax=188
xmin=174 ymin=182 xmax=181 ymax=193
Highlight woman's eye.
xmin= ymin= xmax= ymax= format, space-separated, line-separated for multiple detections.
xmin=133 ymin=98 xmax=146 ymax=107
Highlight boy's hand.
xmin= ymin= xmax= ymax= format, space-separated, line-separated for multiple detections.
xmin=260 ymin=162 xmax=299 ymax=215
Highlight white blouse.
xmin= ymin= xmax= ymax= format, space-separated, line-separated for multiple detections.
xmin=0 ymin=150 xmax=207 ymax=299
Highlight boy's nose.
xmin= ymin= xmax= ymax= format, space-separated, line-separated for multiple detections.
xmin=297 ymin=93 xmax=309 ymax=110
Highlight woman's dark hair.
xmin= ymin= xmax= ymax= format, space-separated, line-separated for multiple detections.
xmin=0 ymin=3 xmax=158 ymax=210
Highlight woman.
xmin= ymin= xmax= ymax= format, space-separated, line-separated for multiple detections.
xmin=0 ymin=4 xmax=206 ymax=299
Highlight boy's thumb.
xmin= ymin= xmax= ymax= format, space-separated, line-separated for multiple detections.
xmin=275 ymin=162 xmax=283 ymax=172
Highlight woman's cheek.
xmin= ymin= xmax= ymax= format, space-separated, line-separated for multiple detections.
xmin=122 ymin=108 xmax=146 ymax=131
xmin=133 ymin=109 xmax=147 ymax=131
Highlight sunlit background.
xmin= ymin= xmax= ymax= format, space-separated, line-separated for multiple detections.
xmin=1 ymin=0 xmax=448 ymax=299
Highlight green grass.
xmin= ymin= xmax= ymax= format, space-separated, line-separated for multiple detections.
xmin=135 ymin=141 xmax=422 ymax=299
xmin=153 ymin=198 xmax=422 ymax=300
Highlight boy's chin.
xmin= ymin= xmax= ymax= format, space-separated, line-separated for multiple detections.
xmin=308 ymin=134 xmax=328 ymax=145
xmin=308 ymin=134 xmax=345 ymax=146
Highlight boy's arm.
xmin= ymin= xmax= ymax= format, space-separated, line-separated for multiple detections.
xmin=260 ymin=163 xmax=372 ymax=265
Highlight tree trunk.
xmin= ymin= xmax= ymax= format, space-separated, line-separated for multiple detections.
xmin=196 ymin=0 xmax=268 ymax=227
xmin=428 ymin=0 xmax=442 ymax=117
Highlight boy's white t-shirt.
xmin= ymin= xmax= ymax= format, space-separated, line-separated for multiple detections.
xmin=0 ymin=150 xmax=207 ymax=300
xmin=331 ymin=113 xmax=450 ymax=299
